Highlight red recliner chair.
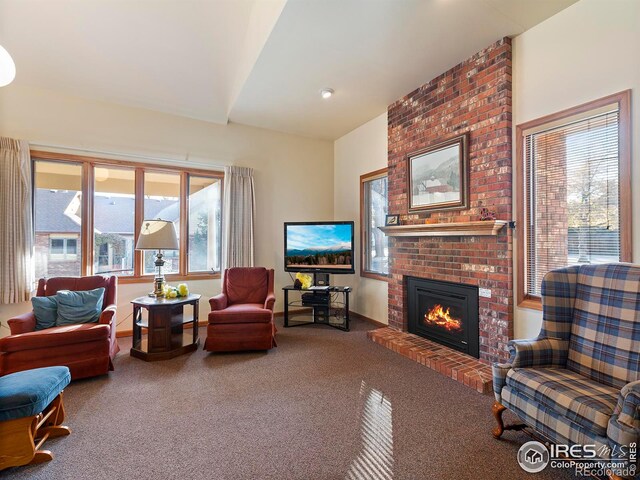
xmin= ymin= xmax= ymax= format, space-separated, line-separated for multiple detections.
xmin=0 ymin=276 xmax=120 ymax=379
xmin=205 ymin=267 xmax=277 ymax=352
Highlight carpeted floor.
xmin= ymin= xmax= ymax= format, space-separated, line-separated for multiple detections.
xmin=2 ymin=319 xmax=578 ymax=480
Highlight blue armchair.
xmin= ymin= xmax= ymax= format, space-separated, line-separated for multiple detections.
xmin=492 ymin=264 xmax=639 ymax=478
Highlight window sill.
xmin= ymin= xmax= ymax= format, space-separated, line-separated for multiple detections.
xmin=518 ymin=296 xmax=542 ymax=311
xmin=360 ymin=271 xmax=390 ymax=282
xmin=118 ymin=272 xmax=220 ymax=284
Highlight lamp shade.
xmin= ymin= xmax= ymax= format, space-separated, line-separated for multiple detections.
xmin=136 ymin=219 xmax=179 ymax=250
xmin=0 ymin=45 xmax=16 ymax=87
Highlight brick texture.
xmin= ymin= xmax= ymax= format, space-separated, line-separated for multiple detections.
xmin=387 ymin=38 xmax=513 ymax=364
xmin=35 ymin=234 xmax=81 ymax=279
xmin=368 ymin=328 xmax=493 ymax=394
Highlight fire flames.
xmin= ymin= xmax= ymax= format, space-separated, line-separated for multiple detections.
xmin=424 ymin=304 xmax=462 ymax=332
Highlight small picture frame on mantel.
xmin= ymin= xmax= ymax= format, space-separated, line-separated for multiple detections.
xmin=385 ymin=214 xmax=400 ymax=226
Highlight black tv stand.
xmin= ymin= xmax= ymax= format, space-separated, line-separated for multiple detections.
xmin=282 ymin=285 xmax=351 ymax=331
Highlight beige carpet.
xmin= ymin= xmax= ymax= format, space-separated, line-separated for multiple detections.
xmin=1 ymin=319 xmax=577 ymax=479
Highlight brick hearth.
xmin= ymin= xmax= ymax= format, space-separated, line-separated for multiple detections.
xmin=368 ymin=328 xmax=493 ymax=394
xmin=385 ymin=37 xmax=513 ymax=365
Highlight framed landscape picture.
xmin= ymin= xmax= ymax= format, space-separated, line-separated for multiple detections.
xmin=407 ymin=133 xmax=469 ymax=213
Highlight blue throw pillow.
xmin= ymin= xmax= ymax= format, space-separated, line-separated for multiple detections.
xmin=56 ymin=287 xmax=105 ymax=326
xmin=31 ymin=296 xmax=58 ymax=330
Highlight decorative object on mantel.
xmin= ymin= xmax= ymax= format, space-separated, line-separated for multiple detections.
xmin=385 ymin=214 xmax=400 ymax=226
xmin=479 ymin=207 xmax=496 ymax=221
xmin=408 ymin=133 xmax=469 ymax=213
xmin=401 ymin=213 xmax=419 ymax=223
xmin=379 ymin=220 xmax=507 ymax=237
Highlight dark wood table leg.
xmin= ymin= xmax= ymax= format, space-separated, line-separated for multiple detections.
xmin=193 ymin=300 xmax=199 ymax=345
xmin=133 ymin=306 xmax=141 ymax=349
xmin=345 ymin=289 xmax=350 ymax=331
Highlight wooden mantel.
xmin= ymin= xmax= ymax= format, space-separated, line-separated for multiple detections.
xmin=379 ymin=220 xmax=507 ymax=237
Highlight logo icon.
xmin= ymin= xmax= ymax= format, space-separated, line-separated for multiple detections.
xmin=518 ymin=441 xmax=550 ymax=473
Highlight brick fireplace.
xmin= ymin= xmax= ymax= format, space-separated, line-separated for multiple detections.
xmin=382 ymin=37 xmax=513 ymax=367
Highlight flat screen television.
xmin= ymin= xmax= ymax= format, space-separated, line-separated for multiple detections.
xmin=284 ymin=221 xmax=355 ymax=274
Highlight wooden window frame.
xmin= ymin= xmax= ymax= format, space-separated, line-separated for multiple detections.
xmin=360 ymin=167 xmax=390 ymax=282
xmin=186 ymin=174 xmax=223 ymax=275
xmin=140 ymin=169 xmax=183 ymax=278
xmin=516 ymin=90 xmax=631 ymax=310
xmin=32 ymin=150 xmax=224 ymax=283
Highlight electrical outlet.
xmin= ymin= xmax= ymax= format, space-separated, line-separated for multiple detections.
xmin=479 ymin=288 xmax=491 ymax=298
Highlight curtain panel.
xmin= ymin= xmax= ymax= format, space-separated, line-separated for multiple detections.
xmin=0 ymin=137 xmax=33 ymax=303
xmin=222 ymin=165 xmax=255 ymax=269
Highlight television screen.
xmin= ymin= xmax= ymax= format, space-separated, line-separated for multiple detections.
xmin=284 ymin=221 xmax=355 ymax=274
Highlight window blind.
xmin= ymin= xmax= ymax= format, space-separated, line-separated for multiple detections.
xmin=524 ymin=108 xmax=621 ymax=297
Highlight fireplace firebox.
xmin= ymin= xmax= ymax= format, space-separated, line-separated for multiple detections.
xmin=407 ymin=276 xmax=480 ymax=358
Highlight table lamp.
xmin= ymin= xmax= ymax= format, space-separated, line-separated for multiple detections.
xmin=135 ymin=219 xmax=179 ymax=297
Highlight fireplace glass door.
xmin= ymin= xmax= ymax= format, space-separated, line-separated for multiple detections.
xmin=407 ymin=277 xmax=479 ymax=358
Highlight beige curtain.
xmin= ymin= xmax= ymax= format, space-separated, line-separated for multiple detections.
xmin=0 ymin=137 xmax=33 ymax=303
xmin=222 ymin=166 xmax=255 ymax=269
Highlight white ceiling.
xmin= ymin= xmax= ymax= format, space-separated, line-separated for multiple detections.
xmin=0 ymin=0 xmax=577 ymax=140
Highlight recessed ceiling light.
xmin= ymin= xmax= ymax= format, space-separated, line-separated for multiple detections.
xmin=320 ymin=88 xmax=334 ymax=99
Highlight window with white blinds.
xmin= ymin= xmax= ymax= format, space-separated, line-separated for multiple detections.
xmin=517 ymin=91 xmax=631 ymax=303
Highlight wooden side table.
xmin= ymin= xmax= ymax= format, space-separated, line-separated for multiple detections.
xmin=130 ymin=294 xmax=201 ymax=361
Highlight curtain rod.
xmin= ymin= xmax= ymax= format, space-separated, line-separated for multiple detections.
xmin=29 ymin=142 xmax=227 ymax=171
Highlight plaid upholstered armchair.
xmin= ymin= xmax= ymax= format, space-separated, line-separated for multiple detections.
xmin=492 ymin=264 xmax=639 ymax=477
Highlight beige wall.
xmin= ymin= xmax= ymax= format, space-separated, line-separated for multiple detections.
xmin=512 ymin=0 xmax=640 ymax=338
xmin=0 ymin=84 xmax=334 ymax=337
xmin=334 ymin=113 xmax=388 ymax=324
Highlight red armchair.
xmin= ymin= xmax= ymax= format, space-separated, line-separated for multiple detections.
xmin=0 ymin=276 xmax=120 ymax=380
xmin=205 ymin=267 xmax=277 ymax=352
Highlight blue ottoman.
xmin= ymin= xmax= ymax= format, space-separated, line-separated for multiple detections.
xmin=0 ymin=366 xmax=71 ymax=470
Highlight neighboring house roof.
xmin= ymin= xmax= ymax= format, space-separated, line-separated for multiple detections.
xmin=35 ymin=189 xmax=178 ymax=234
xmin=94 ymin=195 xmax=135 ymax=234
xmin=34 ymin=190 xmax=81 ymax=233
